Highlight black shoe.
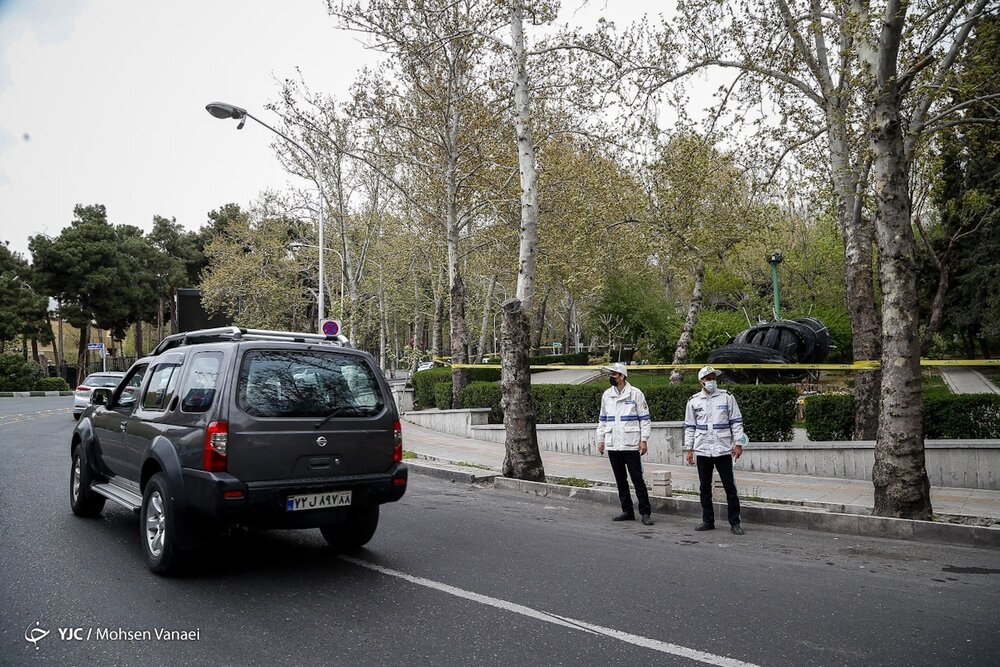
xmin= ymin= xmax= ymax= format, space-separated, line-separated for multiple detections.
xmin=694 ymin=522 xmax=715 ymax=531
xmin=641 ymin=514 xmax=654 ymax=526
xmin=612 ymin=512 xmax=635 ymax=521
xmin=731 ymin=524 xmax=745 ymax=535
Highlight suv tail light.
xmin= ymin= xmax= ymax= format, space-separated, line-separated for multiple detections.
xmin=393 ymin=419 xmax=403 ymax=462
xmin=76 ymin=385 xmax=89 ymax=392
xmin=204 ymin=421 xmax=228 ymax=472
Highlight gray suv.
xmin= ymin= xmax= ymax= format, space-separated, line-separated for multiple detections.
xmin=69 ymin=327 xmax=408 ymax=575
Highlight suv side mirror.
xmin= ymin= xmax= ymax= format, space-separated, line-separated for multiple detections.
xmin=91 ymin=388 xmax=113 ymax=406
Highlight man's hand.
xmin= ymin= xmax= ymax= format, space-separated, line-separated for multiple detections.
xmin=685 ymin=450 xmax=694 ymax=465
xmin=639 ymin=441 xmax=648 ymax=456
xmin=598 ymin=442 xmax=605 ymax=455
xmin=733 ymin=445 xmax=743 ymax=460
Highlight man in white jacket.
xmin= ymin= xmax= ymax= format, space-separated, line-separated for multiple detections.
xmin=684 ymin=365 xmax=746 ymax=535
xmin=596 ymin=362 xmax=653 ymax=525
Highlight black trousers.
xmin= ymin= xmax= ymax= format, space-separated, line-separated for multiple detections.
xmin=696 ymin=454 xmax=741 ymax=526
xmin=607 ymin=450 xmax=651 ymax=517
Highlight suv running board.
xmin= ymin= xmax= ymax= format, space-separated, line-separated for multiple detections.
xmin=92 ymin=483 xmax=142 ymax=513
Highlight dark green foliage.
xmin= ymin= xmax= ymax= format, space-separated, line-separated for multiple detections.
xmin=412 ymin=368 xmax=450 ymax=409
xmin=805 ymin=393 xmax=1000 ymax=439
xmin=641 ymin=385 xmax=696 ymax=421
xmin=412 ymin=367 xmax=501 ymax=409
xmin=924 ymin=395 xmax=1000 ymax=439
xmin=650 ymin=309 xmax=750 ymax=364
xmin=528 ymin=352 xmax=589 ymax=366
xmin=532 ymin=385 xmax=606 ymax=423
xmin=0 ymin=354 xmax=44 ymax=391
xmin=456 ymin=379 xmax=797 ymax=440
xmin=433 ymin=382 xmax=453 ymax=410
xmin=590 ymin=269 xmax=679 ymax=359
xmin=916 ymin=17 xmax=1000 ymax=358
xmin=804 ymin=394 xmax=855 ymax=440
xmin=460 ymin=382 xmax=503 ymax=422
xmin=0 ymin=243 xmax=50 ymax=353
xmin=726 ymin=385 xmax=798 ymax=442
xmin=33 ymin=376 xmax=70 ymax=391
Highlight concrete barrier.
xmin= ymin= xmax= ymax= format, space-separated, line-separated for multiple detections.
xmin=402 ymin=408 xmax=492 ymax=438
xmin=389 ymin=384 xmax=414 ymax=414
xmin=406 ymin=409 xmax=1000 ymax=490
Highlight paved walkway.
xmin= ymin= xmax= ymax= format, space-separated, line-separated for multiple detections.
xmin=530 ymin=368 xmax=599 ymax=385
xmin=401 ymin=420 xmax=1000 ymax=521
xmin=940 ymin=367 xmax=1000 ymax=394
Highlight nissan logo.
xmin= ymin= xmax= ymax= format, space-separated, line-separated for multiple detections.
xmin=316 ymin=436 xmax=327 ymax=447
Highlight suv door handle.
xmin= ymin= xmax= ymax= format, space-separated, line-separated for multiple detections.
xmin=119 ymin=421 xmax=127 ymax=432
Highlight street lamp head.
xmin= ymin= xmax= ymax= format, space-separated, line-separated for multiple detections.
xmin=205 ymin=102 xmax=248 ymax=128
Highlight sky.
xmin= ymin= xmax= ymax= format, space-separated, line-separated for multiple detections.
xmin=0 ymin=1 xmax=671 ymax=260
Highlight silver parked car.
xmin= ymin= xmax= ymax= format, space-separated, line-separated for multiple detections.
xmin=72 ymin=372 xmax=126 ymax=419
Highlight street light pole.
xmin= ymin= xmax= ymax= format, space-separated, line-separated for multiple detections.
xmin=289 ymin=241 xmax=345 ymax=323
xmin=205 ymin=101 xmax=326 ymax=323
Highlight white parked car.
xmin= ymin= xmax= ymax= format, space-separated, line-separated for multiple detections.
xmin=72 ymin=372 xmax=126 ymax=419
xmin=416 ymin=361 xmax=435 ymax=372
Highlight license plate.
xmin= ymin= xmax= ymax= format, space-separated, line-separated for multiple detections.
xmin=286 ymin=490 xmax=352 ymax=512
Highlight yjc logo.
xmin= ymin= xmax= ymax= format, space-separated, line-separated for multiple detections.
xmin=24 ymin=621 xmax=49 ymax=650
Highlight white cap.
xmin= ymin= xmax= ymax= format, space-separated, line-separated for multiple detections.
xmin=602 ymin=362 xmax=628 ymax=377
xmin=698 ymin=365 xmax=719 ymax=380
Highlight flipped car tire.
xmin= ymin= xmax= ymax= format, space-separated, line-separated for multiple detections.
xmin=321 ymin=505 xmax=380 ymax=551
xmin=70 ymin=446 xmax=106 ymax=517
xmin=141 ymin=473 xmax=187 ymax=576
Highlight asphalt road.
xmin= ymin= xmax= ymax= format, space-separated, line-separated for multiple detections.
xmin=2 ymin=397 xmax=999 ymax=666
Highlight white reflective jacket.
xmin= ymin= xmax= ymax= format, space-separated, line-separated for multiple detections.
xmin=683 ymin=388 xmax=746 ymax=457
xmin=596 ymin=382 xmax=652 ymax=450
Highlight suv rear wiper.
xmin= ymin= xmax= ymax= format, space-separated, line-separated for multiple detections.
xmin=314 ymin=405 xmax=362 ymax=429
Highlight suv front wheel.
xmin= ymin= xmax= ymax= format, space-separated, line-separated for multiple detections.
xmin=70 ymin=447 xmax=106 ymax=517
xmin=321 ymin=505 xmax=379 ymax=551
xmin=141 ymin=473 xmax=187 ymax=575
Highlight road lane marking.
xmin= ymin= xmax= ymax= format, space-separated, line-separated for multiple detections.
xmin=340 ymin=556 xmax=758 ymax=667
xmin=0 ymin=408 xmax=69 ymax=425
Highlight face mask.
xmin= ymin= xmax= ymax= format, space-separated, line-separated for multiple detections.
xmin=609 ymin=377 xmax=619 ymax=387
xmin=703 ymin=380 xmax=718 ymax=392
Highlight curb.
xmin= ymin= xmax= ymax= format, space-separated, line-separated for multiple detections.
xmin=406 ymin=460 xmax=499 ymax=484
xmin=0 ymin=391 xmax=73 ymax=397
xmin=407 ymin=463 xmax=1000 ymax=550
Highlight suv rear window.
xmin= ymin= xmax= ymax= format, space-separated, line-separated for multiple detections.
xmin=237 ymin=350 xmax=385 ymax=418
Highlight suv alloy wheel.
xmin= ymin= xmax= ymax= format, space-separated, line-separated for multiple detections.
xmin=69 ymin=447 xmax=106 ymax=517
xmin=141 ymin=473 xmax=186 ymax=575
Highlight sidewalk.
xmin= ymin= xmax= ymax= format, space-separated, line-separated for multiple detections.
xmin=401 ymin=420 xmax=1000 ymax=522
xmin=940 ymin=367 xmax=1000 ymax=394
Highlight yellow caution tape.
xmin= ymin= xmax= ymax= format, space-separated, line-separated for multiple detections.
xmin=448 ymin=359 xmax=999 ymax=370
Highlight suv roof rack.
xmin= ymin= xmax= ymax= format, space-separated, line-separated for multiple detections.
xmin=150 ymin=327 xmax=351 ymax=356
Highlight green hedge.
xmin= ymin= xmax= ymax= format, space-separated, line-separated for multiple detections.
xmin=33 ymin=377 xmax=70 ymax=391
xmin=0 ymin=354 xmax=45 ymax=392
xmin=433 ymin=382 xmax=453 ymax=410
xmin=805 ymin=393 xmax=1000 ymax=440
xmin=925 ymin=395 xmax=1000 ymax=439
xmin=456 ymin=381 xmax=796 ymax=441
xmin=803 ymin=395 xmax=854 ymax=440
xmin=411 ymin=367 xmax=502 ymax=409
xmin=461 ymin=382 xmax=504 ymax=423
xmin=528 ymin=352 xmax=589 ymax=366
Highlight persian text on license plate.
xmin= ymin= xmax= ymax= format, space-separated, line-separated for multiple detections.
xmin=286 ymin=490 xmax=352 ymax=511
